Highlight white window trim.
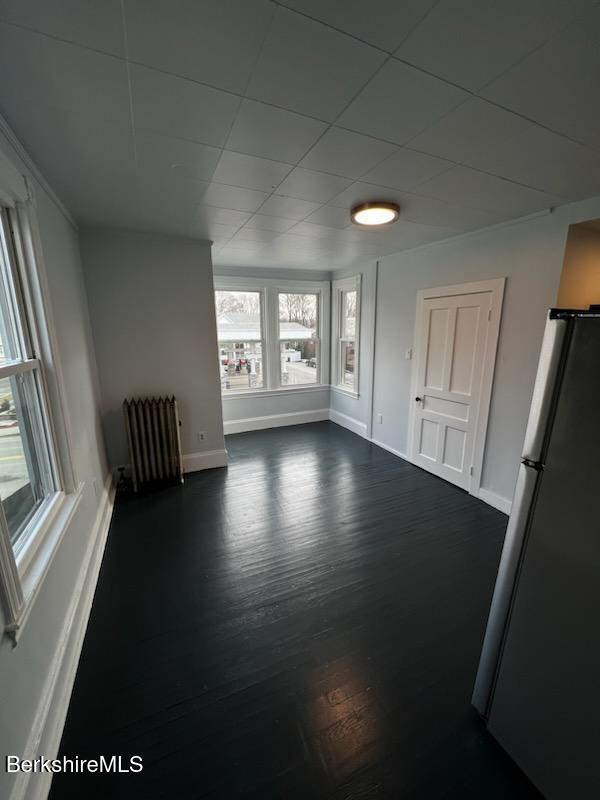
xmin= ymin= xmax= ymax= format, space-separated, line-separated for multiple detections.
xmin=0 ymin=155 xmax=80 ymax=645
xmin=331 ymin=274 xmax=361 ymax=398
xmin=215 ymin=276 xmax=330 ymax=395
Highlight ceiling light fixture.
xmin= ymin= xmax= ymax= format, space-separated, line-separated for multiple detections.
xmin=351 ymin=201 xmax=400 ymax=227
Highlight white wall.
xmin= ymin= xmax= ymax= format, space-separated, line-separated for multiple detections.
xmin=370 ymin=205 xmax=596 ymax=508
xmin=81 ymin=228 xmax=225 ymax=470
xmin=0 ymin=126 xmax=109 ymax=800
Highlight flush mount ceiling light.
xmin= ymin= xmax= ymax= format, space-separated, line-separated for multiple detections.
xmin=351 ymin=201 xmax=400 ymax=227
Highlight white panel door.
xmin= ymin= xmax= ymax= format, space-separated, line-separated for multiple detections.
xmin=410 ymin=290 xmax=493 ymax=490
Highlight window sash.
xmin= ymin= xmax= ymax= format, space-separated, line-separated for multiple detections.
xmin=214 ymin=280 xmax=329 ymax=394
xmin=0 ymin=205 xmax=61 ymax=640
xmin=218 ymin=339 xmax=265 ymax=392
xmin=332 ymin=276 xmax=361 ymax=394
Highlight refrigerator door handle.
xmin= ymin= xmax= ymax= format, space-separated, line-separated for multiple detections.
xmin=472 ymin=462 xmax=540 ymax=716
xmin=521 ymin=314 xmax=567 ymax=463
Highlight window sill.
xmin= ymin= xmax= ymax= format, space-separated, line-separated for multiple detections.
xmin=222 ymin=385 xmax=329 ymax=400
xmin=12 ymin=484 xmax=84 ymax=641
xmin=331 ymin=385 xmax=360 ymax=399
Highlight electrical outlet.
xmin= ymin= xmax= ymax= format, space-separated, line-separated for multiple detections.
xmin=197 ymin=431 xmax=206 ymax=442
xmin=377 ymin=413 xmax=383 ymax=424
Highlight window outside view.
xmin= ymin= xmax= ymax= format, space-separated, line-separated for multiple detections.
xmin=215 ymin=290 xmax=264 ymax=392
xmin=279 ymin=292 xmax=318 ymax=386
xmin=341 ymin=289 xmax=357 ymax=388
xmin=0 ymin=239 xmax=50 ymax=547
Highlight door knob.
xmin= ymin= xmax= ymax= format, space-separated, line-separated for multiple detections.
xmin=415 ymin=396 xmax=423 ymax=402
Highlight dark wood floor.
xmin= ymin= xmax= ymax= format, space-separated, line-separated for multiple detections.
xmin=51 ymin=422 xmax=539 ymax=799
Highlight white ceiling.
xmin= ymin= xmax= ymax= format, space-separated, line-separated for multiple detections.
xmin=0 ymin=0 xmax=599 ymax=270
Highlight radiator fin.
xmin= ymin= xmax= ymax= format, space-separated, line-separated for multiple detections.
xmin=123 ymin=396 xmax=183 ymax=492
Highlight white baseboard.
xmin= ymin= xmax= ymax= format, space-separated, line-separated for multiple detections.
xmin=182 ymin=448 xmax=228 ymax=473
xmin=328 ymin=409 xmax=368 ymax=438
xmin=224 ymin=408 xmax=329 ymax=435
xmin=369 ymin=436 xmax=409 ymax=462
xmin=478 ymin=487 xmax=512 ymax=516
xmin=15 ymin=475 xmax=115 ymax=800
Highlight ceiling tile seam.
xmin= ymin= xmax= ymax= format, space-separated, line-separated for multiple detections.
xmin=474 ymin=0 xmax=600 ymax=97
xmin=213 ymin=0 xmax=280 ymax=213
xmin=270 ymin=0 xmax=394 ymax=54
xmin=397 ymin=137 xmax=583 ymax=200
xmin=6 ymin=13 xmax=600 ymax=160
xmin=405 ymin=176 xmax=567 ymax=216
xmin=119 ymin=0 xmax=138 ymax=169
xmin=244 ymin=50 xmax=402 ymax=224
xmin=11 ymin=14 xmax=595 ymax=163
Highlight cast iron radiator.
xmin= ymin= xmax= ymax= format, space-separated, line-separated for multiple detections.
xmin=123 ymin=396 xmax=183 ymax=492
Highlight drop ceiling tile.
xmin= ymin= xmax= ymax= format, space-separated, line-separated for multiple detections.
xmin=417 ymin=166 xmax=562 ymax=218
xmin=200 ymin=207 xmax=252 ymax=227
xmin=464 ymin=126 xmax=600 ymax=200
xmin=482 ymin=5 xmax=600 ymax=149
xmin=226 ymin=99 xmax=327 ymax=164
xmin=396 ymin=0 xmax=591 ymax=91
xmin=197 ymin=222 xmax=239 ymax=241
xmin=259 ymin=195 xmax=322 ymax=220
xmin=0 ymin=24 xmax=131 ymax=122
xmin=124 ymin=0 xmax=274 ymax=94
xmin=299 ymin=127 xmax=397 ymax=179
xmin=0 ymin=0 xmax=126 ymax=55
xmin=303 ymin=205 xmax=352 ymax=229
xmin=329 ymin=181 xmax=498 ymax=229
xmin=362 ymin=148 xmax=454 ymax=190
xmin=337 ymin=59 xmax=467 ymax=145
xmin=130 ymin=64 xmax=240 ymax=147
xmin=246 ymin=6 xmax=385 ymax=121
xmin=230 ymin=228 xmax=281 ymax=243
xmin=329 ymin=181 xmax=407 ymax=210
xmin=203 ymin=183 xmax=268 ymax=212
xmin=277 ymin=0 xmax=438 ymax=52
xmin=408 ymin=98 xmax=532 ymax=164
xmin=212 ymin=151 xmax=292 ymax=193
xmin=244 ymin=214 xmax=297 ymax=232
xmin=276 ymin=167 xmax=352 ymax=203
xmin=0 ymin=26 xmax=135 ymax=217
xmin=287 ymin=222 xmax=345 ymax=240
xmin=135 ymin=131 xmax=221 ymax=182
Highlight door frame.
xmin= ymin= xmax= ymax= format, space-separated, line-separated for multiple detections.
xmin=407 ymin=277 xmax=506 ymax=497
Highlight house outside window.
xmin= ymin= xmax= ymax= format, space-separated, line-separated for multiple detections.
xmin=214 ymin=278 xmax=330 ymax=394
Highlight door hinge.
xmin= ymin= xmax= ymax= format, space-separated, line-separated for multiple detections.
xmin=469 ymin=465 xmax=474 ymax=476
xmin=487 ymin=309 xmax=492 ymax=321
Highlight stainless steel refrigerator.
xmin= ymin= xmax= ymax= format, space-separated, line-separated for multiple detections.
xmin=472 ymin=308 xmax=600 ymax=799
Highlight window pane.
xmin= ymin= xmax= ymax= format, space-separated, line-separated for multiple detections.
xmin=342 ymin=290 xmax=357 ymax=339
xmin=0 ymin=221 xmax=23 ymax=365
xmin=280 ymin=340 xmax=317 ymax=385
xmin=341 ymin=341 xmax=356 ymax=388
xmin=0 ymin=371 xmax=54 ymax=547
xmin=218 ymin=341 xmax=263 ymax=391
xmin=215 ymin=290 xmax=263 ymax=392
xmin=215 ymin=290 xmax=261 ymax=340
xmin=278 ymin=292 xmax=318 ymax=338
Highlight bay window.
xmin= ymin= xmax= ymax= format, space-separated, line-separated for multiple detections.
xmin=215 ymin=289 xmax=264 ymax=392
xmin=278 ymin=292 xmax=319 ymax=386
xmin=214 ymin=278 xmax=329 ymax=394
xmin=332 ymin=275 xmax=361 ymax=395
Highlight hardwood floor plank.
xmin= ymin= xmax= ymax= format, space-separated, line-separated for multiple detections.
xmin=50 ymin=422 xmax=539 ymax=799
